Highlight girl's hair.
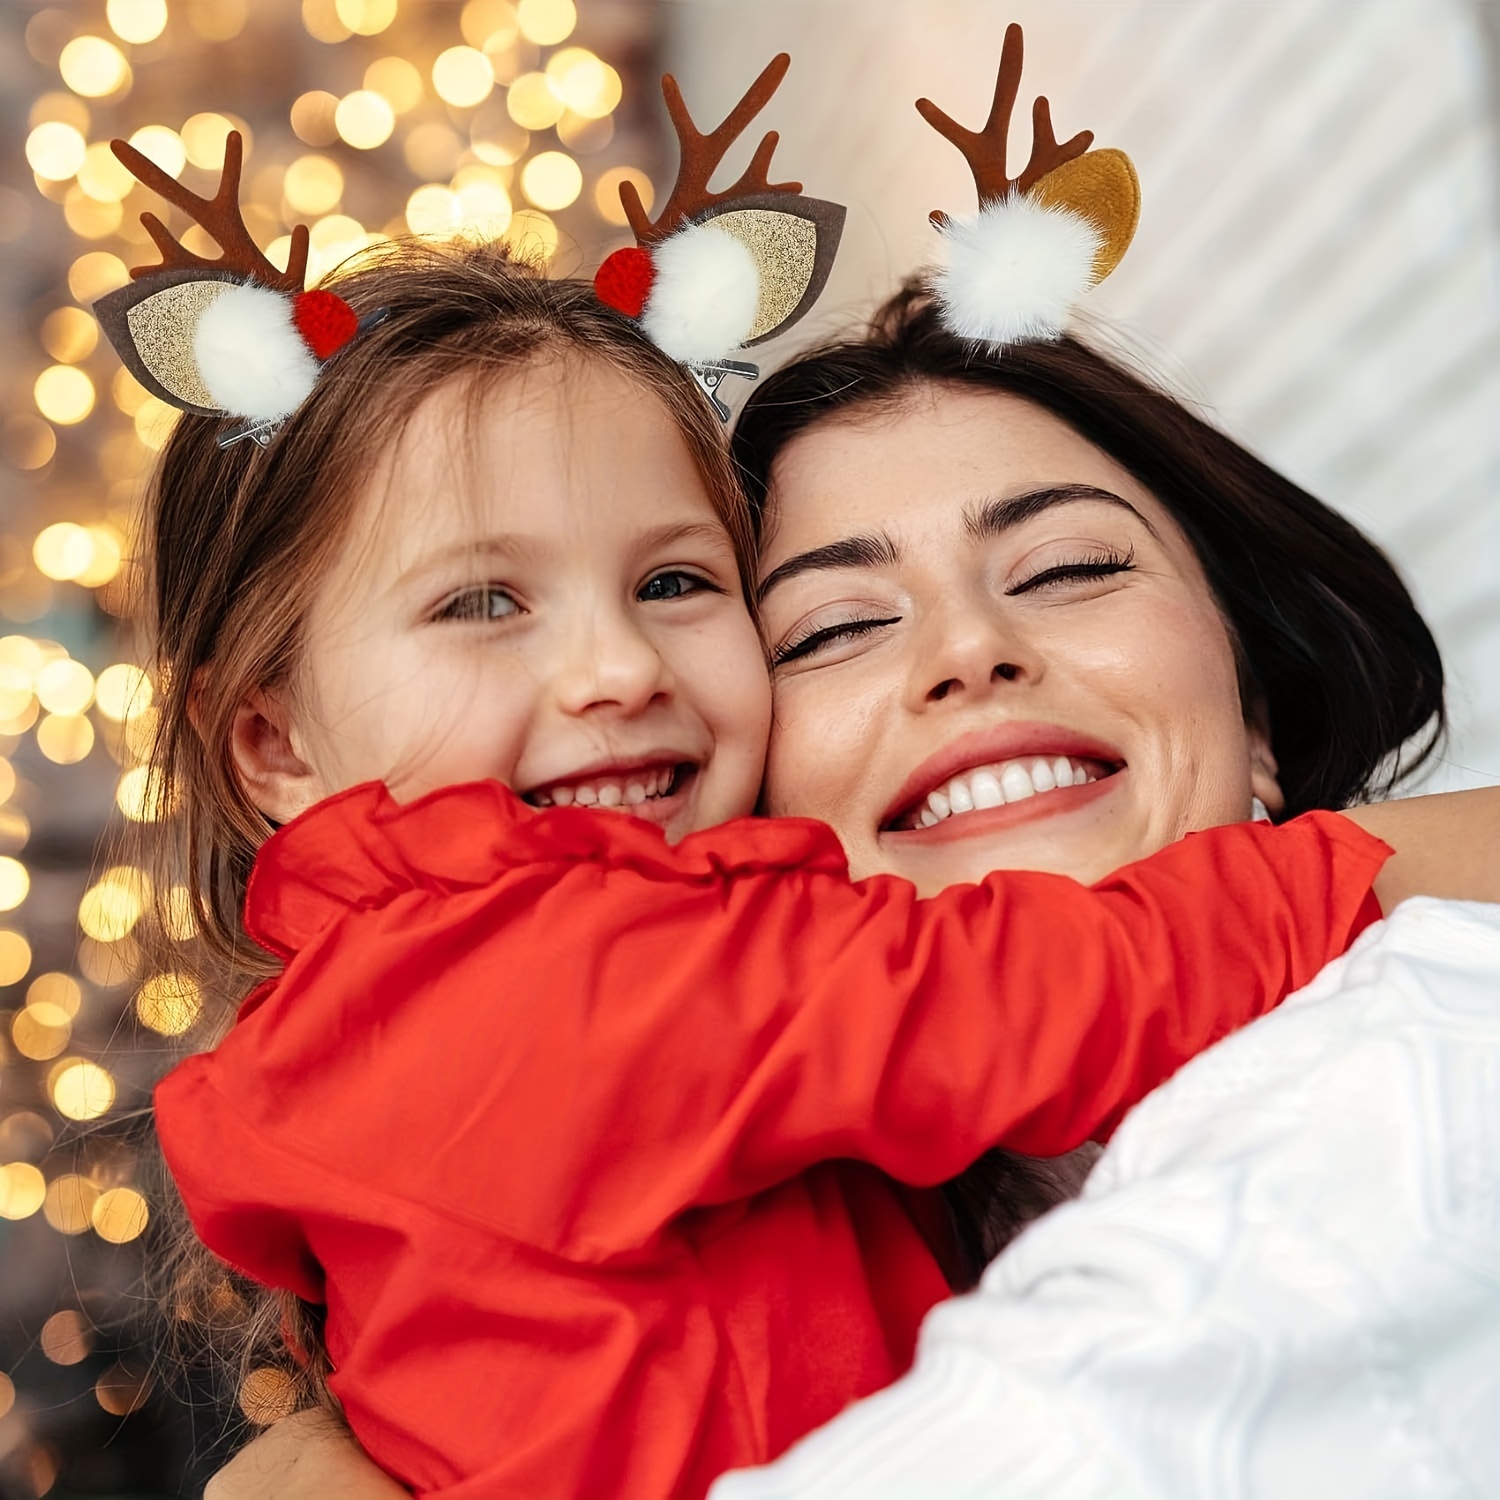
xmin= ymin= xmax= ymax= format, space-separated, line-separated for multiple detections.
xmin=131 ymin=239 xmax=756 ymax=1419
xmin=731 ymin=281 xmax=1447 ymax=1278
xmin=732 ymin=280 xmax=1445 ymax=820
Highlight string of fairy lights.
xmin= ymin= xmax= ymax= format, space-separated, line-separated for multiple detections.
xmin=2 ymin=0 xmax=661 ymax=1480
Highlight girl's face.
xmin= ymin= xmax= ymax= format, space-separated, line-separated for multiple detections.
xmin=234 ymin=358 xmax=770 ymax=842
xmin=757 ymin=383 xmax=1283 ymax=895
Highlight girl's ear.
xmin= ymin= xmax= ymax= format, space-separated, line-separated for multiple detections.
xmin=229 ymin=689 xmax=325 ymax=825
xmin=1248 ymin=721 xmax=1285 ymax=818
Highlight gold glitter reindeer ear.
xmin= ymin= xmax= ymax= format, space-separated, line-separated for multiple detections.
xmin=593 ymin=55 xmax=846 ymax=418
xmin=94 ymin=130 xmax=374 ymax=447
xmin=917 ymin=23 xmax=1141 ymax=345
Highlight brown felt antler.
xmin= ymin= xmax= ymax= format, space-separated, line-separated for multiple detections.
xmin=112 ymin=129 xmax=308 ymax=292
xmin=917 ymin=23 xmax=1093 ymax=227
xmin=620 ymin=53 xmax=803 ymax=245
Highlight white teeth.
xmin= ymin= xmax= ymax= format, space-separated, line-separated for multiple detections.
xmin=970 ymin=770 xmax=1004 ymax=810
xmin=533 ymin=765 xmax=682 ymax=813
xmin=625 ymin=782 xmax=646 ymax=805
xmin=574 ymin=785 xmax=598 ymax=806
xmin=552 ymin=785 xmax=574 ymax=806
xmin=905 ymin=756 xmax=1109 ymax=830
xmin=1000 ymin=763 xmax=1036 ymax=802
xmin=596 ymin=784 xmax=622 ymax=807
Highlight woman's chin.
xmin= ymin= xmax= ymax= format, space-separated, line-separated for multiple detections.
xmin=869 ymin=767 xmax=1136 ymax=893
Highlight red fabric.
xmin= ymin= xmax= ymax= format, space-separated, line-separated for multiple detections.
xmin=594 ymin=246 xmax=656 ymax=317
xmin=292 ymin=289 xmax=359 ymax=359
xmin=154 ymin=783 xmax=1387 ymax=1499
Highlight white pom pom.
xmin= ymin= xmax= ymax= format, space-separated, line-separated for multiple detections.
xmin=640 ymin=222 xmax=759 ymax=363
xmin=930 ymin=194 xmax=1102 ymax=346
xmin=193 ymin=283 xmax=320 ymax=422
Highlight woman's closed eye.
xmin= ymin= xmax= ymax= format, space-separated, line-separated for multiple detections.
xmin=1007 ymin=545 xmax=1136 ymax=596
xmin=434 ymin=584 xmax=521 ymax=622
xmin=773 ymin=613 xmax=903 ymax=668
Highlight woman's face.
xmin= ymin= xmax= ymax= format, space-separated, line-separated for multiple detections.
xmin=757 ymin=382 xmax=1284 ymax=895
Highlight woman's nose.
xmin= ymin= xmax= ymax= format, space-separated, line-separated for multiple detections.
xmin=907 ymin=599 xmax=1039 ymax=708
xmin=553 ymin=608 xmax=672 ymax=719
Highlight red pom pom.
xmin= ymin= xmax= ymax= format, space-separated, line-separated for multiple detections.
xmin=593 ymin=247 xmax=655 ymax=318
xmin=293 ymin=289 xmax=360 ymax=361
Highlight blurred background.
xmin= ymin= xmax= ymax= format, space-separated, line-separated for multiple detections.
xmin=0 ymin=0 xmax=1496 ymax=1494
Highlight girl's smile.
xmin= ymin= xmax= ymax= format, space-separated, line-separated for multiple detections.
xmin=230 ymin=357 xmax=771 ymax=843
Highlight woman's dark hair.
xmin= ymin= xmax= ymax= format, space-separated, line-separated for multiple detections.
xmin=733 ymin=281 xmax=1445 ymax=820
xmin=733 ymin=281 xmax=1446 ymax=1277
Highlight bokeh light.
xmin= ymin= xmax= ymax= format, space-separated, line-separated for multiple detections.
xmin=41 ymin=307 xmax=98 ymax=363
xmin=78 ymin=868 xmax=146 ymax=942
xmin=26 ymin=121 xmax=87 ymax=181
xmin=0 ymin=1163 xmax=46 ymax=1221
xmin=594 ymin=166 xmax=654 ymax=227
xmin=34 ymin=365 xmax=96 ymax=425
xmin=335 ymin=90 xmax=396 ymax=150
xmin=34 ymin=522 xmax=94 ymax=581
xmin=2 ymin=415 xmax=58 ymax=470
xmin=106 ymin=0 xmax=169 ymax=45
xmin=94 ymin=663 xmax=153 ymax=721
xmin=366 ymin=55 xmax=423 ymax=113
xmin=301 ymin=0 xmax=350 ymax=43
xmin=0 ymin=857 xmax=31 ymax=912
xmin=93 ymin=1186 xmax=150 ymax=1243
xmin=291 ymin=90 xmax=341 ymax=147
xmin=240 ymin=1367 xmax=299 ymax=1425
xmin=546 ymin=47 xmax=621 ymax=119
xmin=335 ymin=0 xmax=397 ymax=36
xmin=135 ymin=971 xmax=202 ymax=1034
xmin=65 ymin=185 xmax=125 ymax=237
xmin=38 ymin=713 xmax=96 ymax=765
xmin=432 ymin=46 xmax=494 ymax=108
xmin=0 ymin=930 xmax=33 ymax=986
xmin=520 ymin=151 xmax=581 ymax=210
xmin=503 ymin=207 xmax=559 ymax=262
xmin=35 ymin=659 xmax=94 ymax=715
xmin=462 ymin=0 xmax=519 ymax=49
xmin=506 ymin=71 xmax=565 ymax=130
xmin=516 ymin=0 xmax=575 ymax=46
xmin=69 ymin=250 xmax=129 ymax=301
xmin=51 ymin=1059 xmax=117 ymax=1122
xmin=78 ymin=139 xmax=136 ymax=200
xmin=30 ymin=91 xmax=92 ymax=133
xmin=12 ymin=1003 xmax=70 ymax=1061
xmin=127 ymin=124 xmax=187 ymax=177
xmin=28 ymin=972 xmax=83 ymax=1018
xmin=43 ymin=1177 xmax=99 ymax=1236
xmin=284 ymin=154 xmax=344 ymax=215
xmin=181 ymin=112 xmax=238 ymax=169
xmin=96 ymin=1363 xmax=152 ymax=1415
xmin=59 ymin=37 xmax=133 ymax=99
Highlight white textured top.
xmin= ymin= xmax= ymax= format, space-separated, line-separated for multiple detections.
xmin=712 ymin=898 xmax=1500 ymax=1500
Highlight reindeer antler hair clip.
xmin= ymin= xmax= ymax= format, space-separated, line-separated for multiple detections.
xmin=94 ymin=131 xmax=377 ymax=448
xmin=918 ymin=23 xmax=1140 ymax=346
xmin=593 ymin=54 xmax=845 ymax=418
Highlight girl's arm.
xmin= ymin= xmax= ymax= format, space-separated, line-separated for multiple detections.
xmin=1344 ymin=789 xmax=1500 ymax=906
xmin=162 ymin=793 xmax=1395 ymax=1275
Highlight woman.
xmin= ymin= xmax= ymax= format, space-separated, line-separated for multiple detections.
xmin=202 ymin=286 xmax=1498 ymax=1498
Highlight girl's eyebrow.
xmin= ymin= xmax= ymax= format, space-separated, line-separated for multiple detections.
xmin=965 ymin=485 xmax=1161 ymax=542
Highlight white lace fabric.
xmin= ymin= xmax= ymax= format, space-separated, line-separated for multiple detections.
xmin=712 ymin=898 xmax=1500 ymax=1500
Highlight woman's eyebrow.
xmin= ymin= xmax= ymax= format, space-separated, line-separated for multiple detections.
xmin=965 ymin=485 xmax=1161 ymax=541
xmin=757 ymin=531 xmax=901 ymax=602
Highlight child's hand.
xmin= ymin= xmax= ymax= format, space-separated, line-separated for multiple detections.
xmin=205 ymin=1407 xmax=404 ymax=1500
xmin=1341 ymin=786 xmax=1500 ymax=910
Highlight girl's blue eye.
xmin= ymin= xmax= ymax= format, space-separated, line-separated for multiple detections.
xmin=638 ymin=570 xmax=717 ymax=602
xmin=438 ymin=586 xmax=519 ymax=621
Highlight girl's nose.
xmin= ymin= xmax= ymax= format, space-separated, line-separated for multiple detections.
xmin=905 ymin=596 xmax=1041 ymax=710
xmin=554 ymin=608 xmax=673 ymax=719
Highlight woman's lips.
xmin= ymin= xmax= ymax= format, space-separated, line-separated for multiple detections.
xmin=879 ymin=722 xmax=1127 ymax=832
xmin=881 ymin=763 xmax=1124 ymax=844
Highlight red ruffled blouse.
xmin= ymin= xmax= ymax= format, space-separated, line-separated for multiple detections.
xmin=154 ymin=782 xmax=1388 ymax=1499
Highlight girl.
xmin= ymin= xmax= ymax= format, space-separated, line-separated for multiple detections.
xmin=129 ymin=237 xmax=1487 ymax=1500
